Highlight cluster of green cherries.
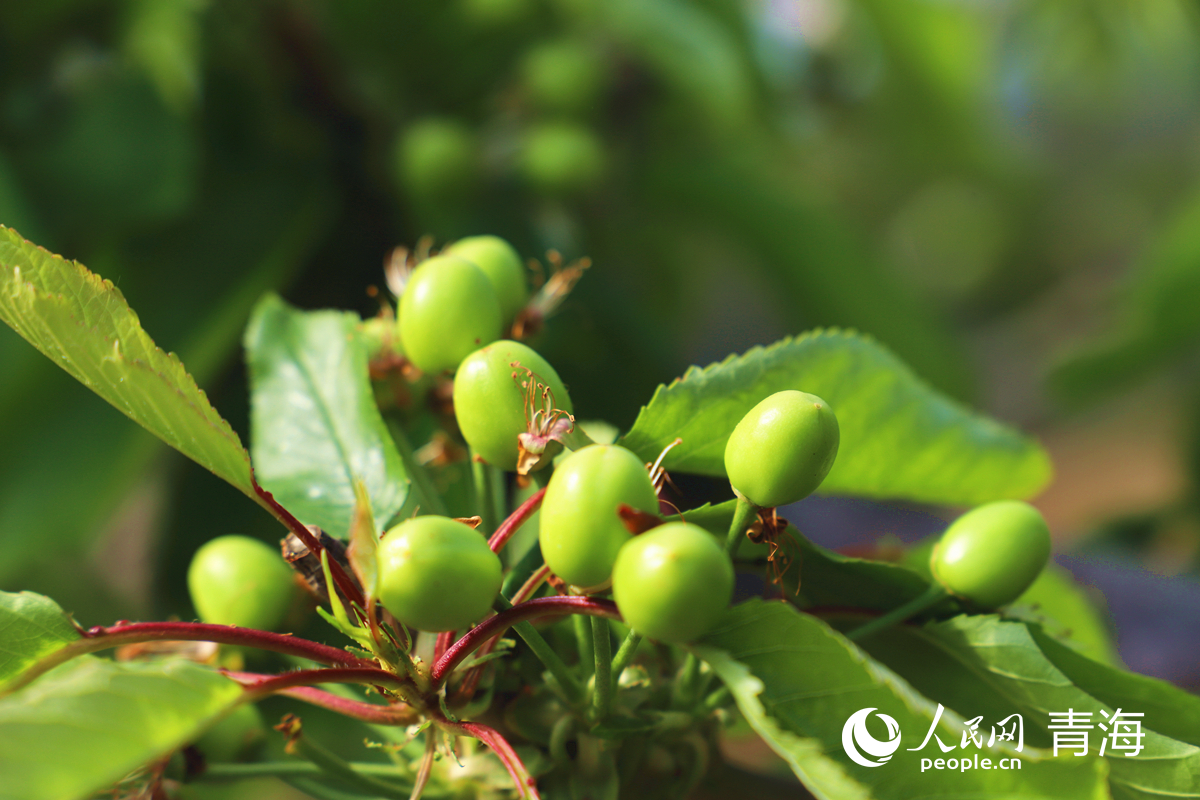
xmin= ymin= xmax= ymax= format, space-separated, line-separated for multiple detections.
xmin=188 ymin=234 xmax=1054 ymax=654
xmin=397 ymin=35 xmax=609 ymax=203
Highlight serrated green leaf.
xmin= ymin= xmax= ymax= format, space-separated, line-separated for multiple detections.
xmin=859 ymin=615 xmax=1200 ymax=798
xmin=0 ymin=226 xmax=258 ymax=502
xmin=670 ymin=499 xmax=737 ymax=537
xmin=0 ymin=194 xmax=331 ymax=587
xmin=0 ymin=658 xmax=244 ymax=800
xmin=245 ymin=294 xmax=408 ymax=537
xmin=786 ymin=536 xmax=957 ymax=615
xmin=1030 ymin=627 xmax=1200 ymax=750
xmin=0 ymin=592 xmax=79 ymax=689
xmin=1009 ymin=567 xmax=1121 ymax=668
xmin=697 ymin=599 xmax=1108 ymax=800
xmin=622 ymin=330 xmax=1051 ymax=505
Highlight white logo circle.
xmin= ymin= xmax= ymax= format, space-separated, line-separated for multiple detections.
xmin=842 ymin=708 xmax=902 ymax=768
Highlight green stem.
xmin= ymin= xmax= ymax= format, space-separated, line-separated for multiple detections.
xmin=702 ymin=686 xmax=731 ymax=713
xmin=386 ymin=420 xmax=448 ymax=517
xmin=574 ymin=614 xmax=595 ymax=677
xmin=590 ymin=616 xmax=613 ymax=720
xmin=471 ymin=451 xmax=496 ymax=534
xmin=724 ymin=496 xmax=757 ymax=558
xmin=609 ymin=629 xmax=642 ymax=689
xmin=549 ymin=715 xmax=575 ymax=764
xmin=501 ymin=539 xmax=546 ymax=599
xmin=692 ymin=671 xmax=715 ymax=710
xmin=489 ymin=463 xmax=508 ymax=527
xmin=287 ymin=731 xmax=413 ymax=797
xmin=671 ymin=653 xmax=700 ymax=711
xmin=301 ymin=677 xmax=416 ymax=746
xmin=492 ymin=595 xmax=586 ymax=705
xmin=845 ymin=584 xmax=949 ymax=641
xmin=283 ymin=777 xmax=395 ymax=800
xmin=675 ymin=733 xmax=710 ymax=800
xmin=518 ymin=620 xmax=585 ymax=706
xmin=199 ymin=762 xmax=413 ymax=781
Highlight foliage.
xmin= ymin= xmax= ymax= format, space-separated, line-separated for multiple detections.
xmin=2 ymin=0 xmax=1200 ymax=798
xmin=1 ymin=231 xmax=1197 ymax=799
xmin=246 ymin=294 xmax=409 ymax=536
xmin=622 ymin=331 xmax=1051 ymax=505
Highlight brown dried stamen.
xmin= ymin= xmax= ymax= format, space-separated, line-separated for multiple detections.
xmin=511 ymin=251 xmax=590 ymax=340
xmin=747 ymin=509 xmax=799 ymax=593
xmin=512 ymin=363 xmax=575 ymax=476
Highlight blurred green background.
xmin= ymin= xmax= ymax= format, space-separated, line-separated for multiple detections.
xmin=4 ymin=0 xmax=1200 ymax=703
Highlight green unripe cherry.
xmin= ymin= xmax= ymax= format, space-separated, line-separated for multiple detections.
xmin=377 ymin=516 xmax=502 ymax=632
xmin=520 ymin=122 xmax=605 ymax=195
xmin=539 ymin=444 xmax=659 ymax=590
xmin=612 ymin=522 xmax=734 ymax=643
xmin=193 ymin=704 xmax=267 ymax=763
xmin=931 ymin=500 xmax=1051 ymax=609
xmin=521 ymin=40 xmax=608 ymax=116
xmin=396 ymin=118 xmax=478 ymax=200
xmin=724 ymin=390 xmax=840 ymax=508
xmin=188 ymin=535 xmax=299 ymax=631
xmin=453 ymin=340 xmax=572 ymax=471
xmin=398 ymin=254 xmax=502 ymax=374
xmin=445 ymin=235 xmax=528 ymax=323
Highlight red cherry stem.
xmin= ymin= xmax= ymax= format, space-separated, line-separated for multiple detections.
xmin=3 ymin=621 xmax=376 ymax=696
xmin=431 ymin=596 xmax=619 ymax=684
xmin=512 ymin=564 xmax=551 ymax=604
xmin=436 ymin=717 xmax=540 ymax=800
xmin=252 ymin=474 xmax=367 ymax=610
xmin=274 ymin=686 xmax=421 ymax=725
xmin=225 ymin=670 xmax=420 ymax=724
xmin=454 ymin=564 xmax=553 ymax=701
xmin=227 ymin=667 xmax=411 ymax=695
xmin=434 ymin=630 xmax=457 ymax=663
xmin=488 ymin=487 xmax=546 ymax=553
